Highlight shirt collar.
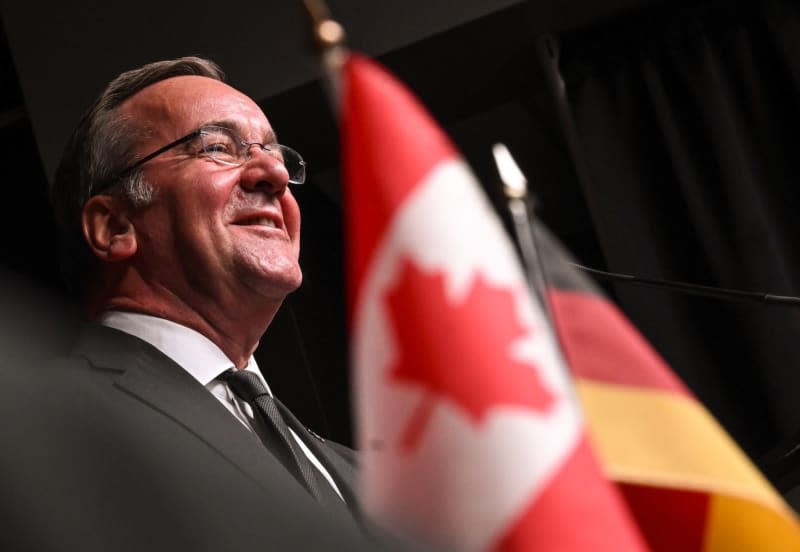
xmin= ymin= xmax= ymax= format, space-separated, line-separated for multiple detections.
xmin=97 ymin=311 xmax=262 ymax=387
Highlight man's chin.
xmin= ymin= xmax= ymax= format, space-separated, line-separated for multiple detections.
xmin=248 ymin=268 xmax=303 ymax=300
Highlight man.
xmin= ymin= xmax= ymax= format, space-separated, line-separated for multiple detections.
xmin=3 ymin=56 xmax=429 ymax=551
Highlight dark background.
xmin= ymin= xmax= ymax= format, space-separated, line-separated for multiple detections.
xmin=2 ymin=0 xmax=800 ymax=480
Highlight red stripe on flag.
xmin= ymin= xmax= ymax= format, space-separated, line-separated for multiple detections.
xmin=620 ymin=484 xmax=710 ymax=552
xmin=495 ymin=435 xmax=648 ymax=551
xmin=549 ymin=289 xmax=690 ymax=394
xmin=341 ymin=53 xmax=456 ymax=315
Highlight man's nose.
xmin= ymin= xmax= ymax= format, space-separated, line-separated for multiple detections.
xmin=238 ymin=145 xmax=290 ymax=194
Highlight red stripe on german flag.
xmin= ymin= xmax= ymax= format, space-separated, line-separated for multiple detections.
xmin=620 ymin=485 xmax=709 ymax=552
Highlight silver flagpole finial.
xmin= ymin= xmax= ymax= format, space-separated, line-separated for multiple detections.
xmin=492 ymin=142 xmax=527 ymax=199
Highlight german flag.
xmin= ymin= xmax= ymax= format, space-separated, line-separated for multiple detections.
xmin=534 ymin=220 xmax=800 ymax=551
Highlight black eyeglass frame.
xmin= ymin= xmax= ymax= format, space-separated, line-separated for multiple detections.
xmin=93 ymin=126 xmax=306 ymax=194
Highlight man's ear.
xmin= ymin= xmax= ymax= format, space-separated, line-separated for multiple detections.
xmin=81 ymin=195 xmax=137 ymax=261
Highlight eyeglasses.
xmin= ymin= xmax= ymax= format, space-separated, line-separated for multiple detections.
xmin=104 ymin=124 xmax=306 ymax=191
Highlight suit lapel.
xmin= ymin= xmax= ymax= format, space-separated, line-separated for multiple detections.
xmin=73 ymin=323 xmax=320 ymax=504
xmin=276 ymin=400 xmax=363 ymax=515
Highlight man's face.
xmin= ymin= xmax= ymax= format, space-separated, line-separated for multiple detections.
xmin=119 ymin=76 xmax=302 ymax=308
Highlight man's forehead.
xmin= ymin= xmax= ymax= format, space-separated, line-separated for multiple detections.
xmin=140 ymin=74 xmax=235 ymax=98
xmin=123 ymin=75 xmax=272 ymax=136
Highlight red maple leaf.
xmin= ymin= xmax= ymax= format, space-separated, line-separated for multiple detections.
xmin=384 ymin=257 xmax=556 ymax=450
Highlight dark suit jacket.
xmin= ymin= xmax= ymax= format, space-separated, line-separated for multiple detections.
xmin=0 ymin=322 xmax=433 ymax=552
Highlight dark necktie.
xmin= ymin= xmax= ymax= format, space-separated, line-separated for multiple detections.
xmin=220 ymin=368 xmax=333 ymax=504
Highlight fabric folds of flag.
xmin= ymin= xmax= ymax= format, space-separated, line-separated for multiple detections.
xmin=531 ymin=222 xmax=800 ymax=552
xmin=338 ymin=52 xmax=648 ymax=552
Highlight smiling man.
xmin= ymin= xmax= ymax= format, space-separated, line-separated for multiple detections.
xmin=78 ymin=73 xmax=303 ymax=362
xmin=13 ymin=56 xmax=430 ymax=551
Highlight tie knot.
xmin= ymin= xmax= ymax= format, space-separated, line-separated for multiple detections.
xmin=220 ymin=368 xmax=269 ymax=403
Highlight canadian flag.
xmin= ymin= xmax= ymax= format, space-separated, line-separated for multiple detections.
xmin=339 ymin=52 xmax=648 ymax=551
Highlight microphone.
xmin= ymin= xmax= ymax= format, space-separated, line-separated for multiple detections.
xmin=571 ymin=263 xmax=800 ymax=308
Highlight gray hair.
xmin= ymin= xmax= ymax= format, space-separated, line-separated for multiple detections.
xmin=51 ymin=56 xmax=226 ymax=296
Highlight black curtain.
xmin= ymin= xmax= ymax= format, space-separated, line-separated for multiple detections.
xmin=541 ymin=0 xmax=800 ymax=462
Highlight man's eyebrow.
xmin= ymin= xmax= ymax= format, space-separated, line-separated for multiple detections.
xmin=202 ymin=120 xmax=278 ymax=144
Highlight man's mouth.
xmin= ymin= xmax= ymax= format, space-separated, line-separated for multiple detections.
xmin=235 ymin=216 xmax=277 ymax=229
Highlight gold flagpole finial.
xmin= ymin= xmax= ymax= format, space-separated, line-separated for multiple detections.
xmin=302 ymin=0 xmax=346 ymax=49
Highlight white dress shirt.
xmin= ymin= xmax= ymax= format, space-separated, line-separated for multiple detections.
xmin=98 ymin=311 xmax=342 ymax=499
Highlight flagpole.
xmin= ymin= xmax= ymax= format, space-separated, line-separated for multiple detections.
xmin=302 ymin=0 xmax=348 ymax=116
xmin=492 ymin=143 xmax=557 ymax=327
